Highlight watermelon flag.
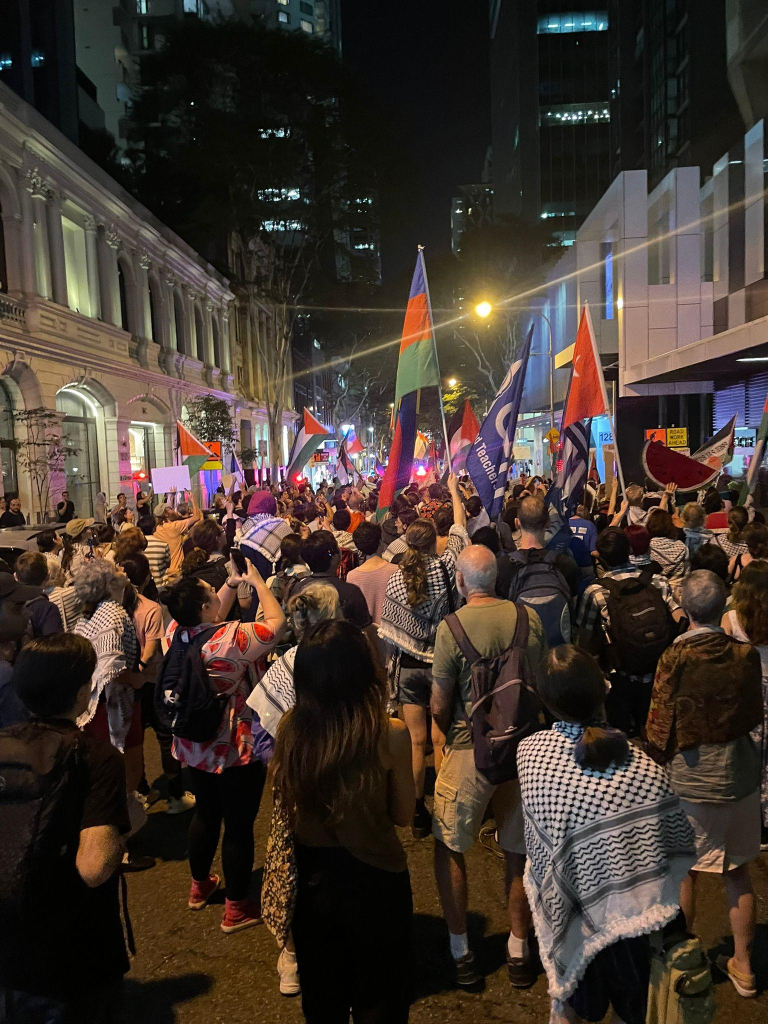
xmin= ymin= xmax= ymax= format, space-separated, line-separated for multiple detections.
xmin=447 ymin=400 xmax=480 ymax=471
xmin=377 ymin=249 xmax=442 ymax=520
xmin=740 ymin=396 xmax=768 ymax=504
xmin=286 ymin=408 xmax=330 ymax=482
xmin=177 ymin=420 xmax=211 ymax=478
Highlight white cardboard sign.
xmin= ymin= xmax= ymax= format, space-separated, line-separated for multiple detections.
xmin=151 ymin=465 xmax=191 ymax=494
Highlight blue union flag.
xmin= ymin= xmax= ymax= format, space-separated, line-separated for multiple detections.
xmin=466 ymin=325 xmax=534 ymax=519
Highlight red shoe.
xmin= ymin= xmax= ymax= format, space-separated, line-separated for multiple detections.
xmin=221 ymin=898 xmax=262 ymax=934
xmin=188 ymin=874 xmax=220 ymax=911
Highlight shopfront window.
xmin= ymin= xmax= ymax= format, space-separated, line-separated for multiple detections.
xmin=0 ymin=380 xmax=17 ymax=497
xmin=55 ymin=391 xmax=100 ymax=516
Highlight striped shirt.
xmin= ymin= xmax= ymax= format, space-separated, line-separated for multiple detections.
xmin=144 ymin=535 xmax=171 ymax=585
xmin=46 ymin=585 xmax=82 ymax=632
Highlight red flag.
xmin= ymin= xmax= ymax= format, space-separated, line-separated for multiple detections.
xmin=561 ymin=304 xmax=610 ymax=430
xmin=345 ymin=430 xmax=364 ymax=455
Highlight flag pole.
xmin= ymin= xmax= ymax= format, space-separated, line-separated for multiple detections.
xmin=418 ymin=245 xmax=452 ymax=472
xmin=584 ymin=302 xmax=627 ymax=496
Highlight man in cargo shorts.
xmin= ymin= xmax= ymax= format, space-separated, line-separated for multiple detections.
xmin=431 ymin=545 xmax=547 ymax=990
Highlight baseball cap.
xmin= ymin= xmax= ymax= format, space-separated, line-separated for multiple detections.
xmin=0 ymin=573 xmax=40 ymax=602
xmin=64 ymin=518 xmax=95 ymax=538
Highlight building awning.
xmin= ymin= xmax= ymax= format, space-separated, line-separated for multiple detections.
xmin=624 ymin=313 xmax=768 ymax=386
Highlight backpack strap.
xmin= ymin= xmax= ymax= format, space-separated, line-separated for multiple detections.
xmin=438 ymin=560 xmax=456 ymax=614
xmin=444 ymin=612 xmax=482 ymax=666
xmin=511 ymin=601 xmax=530 ymax=650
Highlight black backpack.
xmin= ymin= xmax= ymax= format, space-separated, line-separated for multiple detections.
xmin=0 ymin=722 xmax=84 ymax=932
xmin=444 ymin=604 xmax=544 ymax=784
xmin=507 ymin=549 xmax=572 ymax=647
xmin=601 ymin=571 xmax=674 ymax=675
xmin=154 ymin=625 xmax=227 ymax=742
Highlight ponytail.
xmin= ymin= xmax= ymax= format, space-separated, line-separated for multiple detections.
xmin=181 ymin=547 xmax=210 ymax=576
xmin=573 ymin=724 xmax=629 ymax=772
xmin=400 ymin=519 xmax=436 ymax=606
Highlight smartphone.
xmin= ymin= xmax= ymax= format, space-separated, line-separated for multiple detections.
xmin=231 ymin=548 xmax=248 ymax=575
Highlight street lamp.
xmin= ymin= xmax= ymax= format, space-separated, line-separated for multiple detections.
xmin=473 ymin=299 xmax=555 ymax=433
xmin=448 ymin=377 xmax=458 ymax=388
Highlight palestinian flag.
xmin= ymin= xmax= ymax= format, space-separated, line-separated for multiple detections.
xmin=693 ymin=415 xmax=736 ymax=471
xmin=345 ymin=429 xmax=364 ymax=455
xmin=286 ymin=409 xmax=330 ymax=482
xmin=177 ymin=420 xmax=211 ymax=477
xmin=447 ymin=400 xmax=479 ymax=471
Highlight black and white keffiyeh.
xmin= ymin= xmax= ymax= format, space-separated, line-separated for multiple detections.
xmin=240 ymin=514 xmax=292 ymax=572
xmin=378 ymin=525 xmax=467 ymax=662
xmin=518 ymin=722 xmax=695 ymax=1005
xmin=75 ymin=600 xmax=139 ymax=751
xmin=246 ymin=646 xmax=297 ymax=737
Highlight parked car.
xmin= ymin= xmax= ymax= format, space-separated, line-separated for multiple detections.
xmin=0 ymin=523 xmax=66 ymax=571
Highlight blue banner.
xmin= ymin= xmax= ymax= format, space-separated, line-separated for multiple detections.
xmin=467 ymin=325 xmax=534 ymax=518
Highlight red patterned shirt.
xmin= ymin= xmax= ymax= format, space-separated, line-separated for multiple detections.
xmin=162 ymin=619 xmax=277 ymax=773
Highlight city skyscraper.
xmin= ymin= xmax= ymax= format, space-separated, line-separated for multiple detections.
xmin=608 ymin=0 xmax=741 ymax=189
xmin=0 ymin=0 xmax=85 ymax=144
xmin=490 ymin=2 xmax=611 ymax=242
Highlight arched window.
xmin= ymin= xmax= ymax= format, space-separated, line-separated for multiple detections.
xmin=148 ymin=275 xmax=161 ymax=344
xmin=212 ymin=316 xmax=221 ymax=368
xmin=173 ymin=290 xmax=186 ymax=354
xmin=194 ymin=304 xmax=205 ymax=362
xmin=55 ymin=390 xmax=101 ymax=516
xmin=0 ymin=380 xmax=17 ymax=497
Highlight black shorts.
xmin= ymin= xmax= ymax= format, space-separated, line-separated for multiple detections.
xmin=567 ymin=934 xmax=652 ymax=1024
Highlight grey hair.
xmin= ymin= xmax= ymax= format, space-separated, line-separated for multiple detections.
xmin=72 ymin=558 xmax=121 ymax=607
xmin=456 ymin=544 xmax=497 ymax=595
xmin=286 ymin=582 xmax=341 ymax=641
xmin=680 ymin=569 xmax=727 ymax=625
xmin=681 ymin=502 xmax=705 ymax=529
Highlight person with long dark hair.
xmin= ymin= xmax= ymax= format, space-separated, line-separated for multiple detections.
xmin=272 ymin=620 xmax=415 ymax=1023
xmin=518 ymin=645 xmax=695 ymax=1024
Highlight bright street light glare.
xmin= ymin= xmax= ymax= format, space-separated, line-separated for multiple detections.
xmin=448 ymin=377 xmax=457 ymax=388
xmin=475 ymin=301 xmax=492 ymax=318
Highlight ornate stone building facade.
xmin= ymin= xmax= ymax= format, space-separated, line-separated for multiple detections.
xmin=0 ymin=81 xmax=287 ymax=519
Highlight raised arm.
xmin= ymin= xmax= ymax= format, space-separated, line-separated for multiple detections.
xmin=447 ymin=472 xmax=466 ymax=529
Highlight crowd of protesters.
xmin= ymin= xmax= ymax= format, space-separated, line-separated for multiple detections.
xmin=0 ymin=468 xmax=765 ymax=1023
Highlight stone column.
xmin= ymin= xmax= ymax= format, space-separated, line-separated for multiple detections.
xmin=45 ymin=189 xmax=68 ymax=307
xmin=221 ymin=304 xmax=232 ymax=375
xmin=18 ymin=181 xmax=37 ymax=296
xmin=165 ymin=273 xmax=179 ymax=351
xmin=185 ymin=287 xmax=200 ymax=362
xmin=25 ymin=169 xmax=51 ymax=300
xmin=104 ymin=226 xmax=121 ymax=327
xmin=83 ymin=216 xmax=102 ymax=319
xmin=203 ymin=300 xmax=215 ymax=367
xmin=135 ymin=251 xmax=152 ymax=337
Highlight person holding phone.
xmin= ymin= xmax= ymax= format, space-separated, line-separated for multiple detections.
xmin=161 ymin=558 xmax=285 ymax=933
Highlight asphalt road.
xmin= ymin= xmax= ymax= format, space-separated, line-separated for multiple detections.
xmin=124 ymin=736 xmax=768 ymax=1024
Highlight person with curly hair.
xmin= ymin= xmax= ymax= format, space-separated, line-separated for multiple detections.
xmin=728 ymin=521 xmax=768 ymax=583
xmin=723 ymin=559 xmax=768 ymax=852
xmin=379 ymin=473 xmax=467 ymax=837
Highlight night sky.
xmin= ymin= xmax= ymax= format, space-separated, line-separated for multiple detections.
xmin=340 ymin=0 xmax=491 ymax=286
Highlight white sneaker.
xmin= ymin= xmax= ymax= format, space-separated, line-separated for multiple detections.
xmin=166 ymin=791 xmax=196 ymax=815
xmin=277 ymin=948 xmax=300 ymax=996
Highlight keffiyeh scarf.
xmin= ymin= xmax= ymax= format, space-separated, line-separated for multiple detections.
xmin=75 ymin=600 xmax=139 ymax=751
xmin=240 ymin=514 xmax=292 ymax=572
xmin=517 ymin=722 xmax=695 ymax=1004
xmin=246 ymin=646 xmax=297 ymax=738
